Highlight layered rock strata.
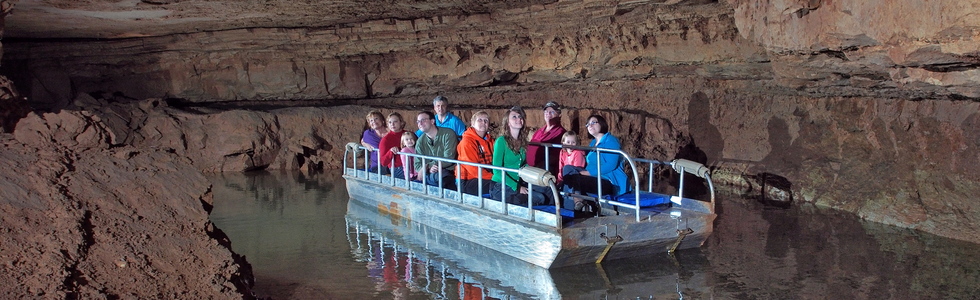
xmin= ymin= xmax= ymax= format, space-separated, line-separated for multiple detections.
xmin=61 ymin=84 xmax=979 ymax=247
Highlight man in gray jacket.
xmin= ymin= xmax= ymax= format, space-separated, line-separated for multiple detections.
xmin=414 ymin=111 xmax=459 ymax=189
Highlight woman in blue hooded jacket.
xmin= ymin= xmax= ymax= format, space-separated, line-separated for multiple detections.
xmin=561 ymin=114 xmax=628 ymax=210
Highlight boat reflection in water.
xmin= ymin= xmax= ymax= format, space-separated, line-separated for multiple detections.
xmin=345 ymin=199 xmax=711 ymax=299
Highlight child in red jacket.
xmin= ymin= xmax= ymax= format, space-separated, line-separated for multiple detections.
xmin=557 ymin=131 xmax=586 ymax=185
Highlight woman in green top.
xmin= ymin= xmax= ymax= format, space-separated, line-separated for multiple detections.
xmin=489 ymin=106 xmax=552 ymax=206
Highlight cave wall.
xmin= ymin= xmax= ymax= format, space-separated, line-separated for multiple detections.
xmin=2 ymin=0 xmax=978 ymax=245
xmin=4 ymin=1 xmax=761 ymax=107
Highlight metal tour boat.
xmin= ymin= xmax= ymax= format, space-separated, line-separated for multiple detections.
xmin=345 ymin=199 xmax=711 ymax=299
xmin=342 ymin=142 xmax=717 ymax=269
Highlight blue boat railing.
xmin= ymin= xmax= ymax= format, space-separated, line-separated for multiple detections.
xmin=343 ymin=143 xmax=564 ymax=228
xmin=533 ymin=142 xmax=716 ymax=218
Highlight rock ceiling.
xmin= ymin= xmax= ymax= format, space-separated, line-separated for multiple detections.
xmin=5 ymin=0 xmax=979 ymax=103
xmin=5 ymin=0 xmax=557 ymax=38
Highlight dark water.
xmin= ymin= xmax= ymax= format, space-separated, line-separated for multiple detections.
xmin=208 ymin=171 xmax=980 ymax=300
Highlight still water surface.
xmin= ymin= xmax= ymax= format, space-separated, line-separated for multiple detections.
xmin=208 ymin=171 xmax=980 ymax=299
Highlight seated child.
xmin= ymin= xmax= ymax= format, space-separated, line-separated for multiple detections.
xmin=399 ymin=132 xmax=419 ymax=181
xmin=558 ymin=131 xmax=587 ymax=209
xmin=558 ymin=131 xmax=586 ymax=183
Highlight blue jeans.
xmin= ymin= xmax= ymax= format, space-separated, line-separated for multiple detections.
xmin=370 ymin=166 xmax=405 ymax=179
xmin=561 ymin=165 xmax=615 ymax=209
xmin=390 ymin=167 xmax=404 ymax=179
xmin=423 ymin=171 xmax=456 ymax=189
xmin=488 ymin=182 xmax=552 ymax=206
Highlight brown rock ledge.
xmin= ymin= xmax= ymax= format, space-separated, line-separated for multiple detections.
xmin=0 ymin=109 xmax=254 ymax=298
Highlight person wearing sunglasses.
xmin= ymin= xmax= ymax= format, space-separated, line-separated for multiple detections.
xmin=561 ymin=114 xmax=627 ymax=212
xmin=527 ymin=101 xmax=567 ymax=174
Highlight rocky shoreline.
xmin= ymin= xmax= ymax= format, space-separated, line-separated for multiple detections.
xmin=0 ymin=110 xmax=255 ymax=297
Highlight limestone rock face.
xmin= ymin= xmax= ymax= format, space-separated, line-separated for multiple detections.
xmin=0 ymin=112 xmax=253 ymax=298
xmin=124 ymin=101 xmax=362 ymax=173
xmin=725 ymin=0 xmax=980 ymax=100
xmin=4 ymin=1 xmax=764 ymax=107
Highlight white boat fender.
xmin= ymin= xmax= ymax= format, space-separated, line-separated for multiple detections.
xmin=672 ymin=159 xmax=710 ymax=179
xmin=518 ymin=166 xmax=556 ymax=187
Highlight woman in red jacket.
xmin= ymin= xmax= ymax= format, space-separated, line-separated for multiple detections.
xmin=378 ymin=112 xmax=408 ymax=179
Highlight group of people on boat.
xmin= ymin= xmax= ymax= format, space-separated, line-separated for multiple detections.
xmin=359 ymin=96 xmax=628 ymax=211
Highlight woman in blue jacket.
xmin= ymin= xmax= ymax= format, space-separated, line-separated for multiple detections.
xmin=561 ymin=114 xmax=628 ymax=211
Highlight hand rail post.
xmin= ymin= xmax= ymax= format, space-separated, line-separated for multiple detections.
xmin=438 ymin=164 xmax=444 ymax=199
xmin=455 ymin=167 xmax=462 ymax=202
xmin=647 ymin=163 xmax=654 ymax=192
xmin=420 ymin=157 xmax=427 ymax=188
xmin=526 ymin=183 xmax=534 ymax=221
xmin=595 ymin=147 xmax=603 ymax=203
xmin=477 ymin=166 xmax=485 ymax=209
xmin=678 ymin=165 xmax=686 ymax=201
xmin=543 ymin=146 xmax=550 ymax=173
xmin=500 ymin=177 xmax=507 ymax=216
xmin=376 ymin=150 xmax=382 ymax=183
xmin=551 ymin=182 xmax=562 ymax=229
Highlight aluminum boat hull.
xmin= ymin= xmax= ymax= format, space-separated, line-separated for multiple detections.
xmin=344 ymin=169 xmax=715 ymax=269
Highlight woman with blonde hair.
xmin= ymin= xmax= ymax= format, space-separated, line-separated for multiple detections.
xmin=456 ymin=111 xmax=494 ymax=195
xmin=360 ymin=110 xmax=387 ymax=170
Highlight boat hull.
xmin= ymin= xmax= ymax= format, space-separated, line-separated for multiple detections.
xmin=344 ymin=170 xmax=714 ymax=268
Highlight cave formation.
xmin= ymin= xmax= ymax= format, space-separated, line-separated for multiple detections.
xmin=1 ymin=0 xmax=978 ymax=298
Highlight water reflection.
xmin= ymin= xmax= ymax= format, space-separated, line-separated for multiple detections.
xmin=707 ymin=198 xmax=980 ymax=299
xmin=208 ymin=171 xmax=980 ymax=299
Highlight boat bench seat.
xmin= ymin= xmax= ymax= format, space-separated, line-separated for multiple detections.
xmin=532 ymin=206 xmax=576 ymax=219
xmin=579 ymin=191 xmax=671 ymax=208
xmin=479 ymin=193 xmax=575 ymax=219
xmin=607 ymin=192 xmax=671 ymax=208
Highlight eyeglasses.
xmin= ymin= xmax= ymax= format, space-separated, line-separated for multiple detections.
xmin=586 ymin=121 xmax=598 ymax=126
xmin=416 ymin=118 xmax=430 ymax=123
